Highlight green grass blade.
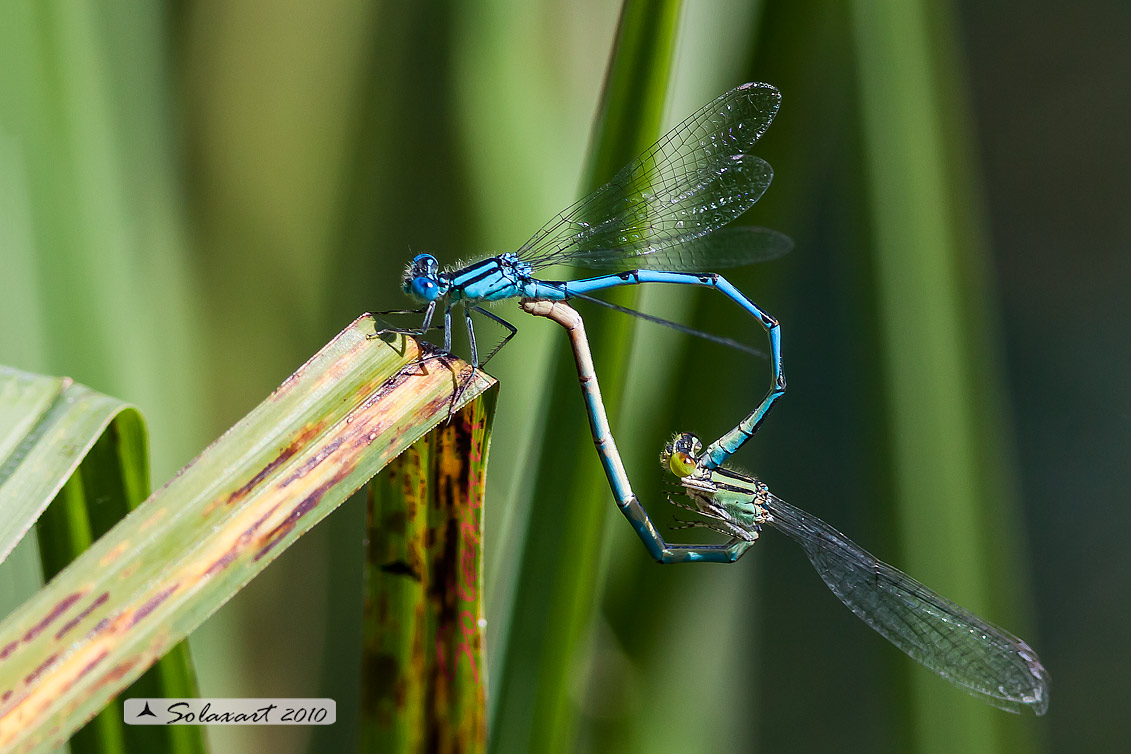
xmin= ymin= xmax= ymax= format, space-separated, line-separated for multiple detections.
xmin=589 ymin=5 xmax=775 ymax=749
xmin=489 ymin=1 xmax=682 ymax=752
xmin=0 ymin=366 xmax=205 ymax=754
xmin=851 ymin=0 xmax=1042 ymax=750
xmin=361 ymin=390 xmax=495 ymax=753
xmin=0 ymin=370 xmax=134 ymax=565
xmin=0 ymin=317 xmax=494 ymax=754
xmin=579 ymin=0 xmax=684 ymax=191
xmin=0 ymin=0 xmax=207 ymax=481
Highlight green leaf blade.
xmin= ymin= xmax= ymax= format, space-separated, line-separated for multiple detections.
xmin=851 ymin=0 xmax=1043 ymax=750
xmin=489 ymin=1 xmax=683 ymax=752
xmin=0 ymin=371 xmax=135 ymax=565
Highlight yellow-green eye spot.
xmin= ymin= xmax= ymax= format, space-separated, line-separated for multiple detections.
xmin=668 ymin=451 xmax=697 ymax=478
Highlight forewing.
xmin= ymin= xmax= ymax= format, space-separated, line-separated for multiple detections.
xmin=517 ymin=83 xmax=781 ymax=270
xmin=763 ymin=494 xmax=1050 ymax=714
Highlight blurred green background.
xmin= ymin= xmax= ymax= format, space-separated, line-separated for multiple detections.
xmin=1 ymin=0 xmax=1127 ymax=752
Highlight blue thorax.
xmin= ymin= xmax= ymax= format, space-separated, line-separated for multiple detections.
xmin=404 ymin=253 xmax=537 ymax=305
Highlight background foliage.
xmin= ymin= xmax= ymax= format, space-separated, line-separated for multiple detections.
xmin=1 ymin=0 xmax=1127 ymax=752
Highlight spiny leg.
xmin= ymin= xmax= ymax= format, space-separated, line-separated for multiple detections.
xmin=670 ymin=516 xmax=740 ymax=539
xmin=368 ymin=302 xmax=454 ymax=357
xmin=369 ymin=302 xmax=464 ymax=380
xmin=368 ymin=301 xmax=447 ymax=368
xmin=418 ymin=306 xmax=456 ymax=370
xmin=471 ymin=305 xmax=518 ymax=369
xmin=465 ymin=305 xmax=479 ymax=368
xmin=442 ymin=307 xmax=453 ymax=353
xmin=368 ymin=301 xmax=436 ymax=340
xmin=443 ymin=306 xmax=479 ymax=422
xmin=446 ymin=305 xmax=520 ymax=421
xmin=371 ymin=307 xmax=427 ymax=317
xmin=667 ymin=499 xmax=759 ymax=541
xmin=622 ymin=491 xmax=756 ymax=563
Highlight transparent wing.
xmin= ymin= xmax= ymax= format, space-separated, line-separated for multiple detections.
xmin=572 ymin=226 xmax=792 ymax=272
xmin=516 ymin=83 xmax=781 ymax=271
xmin=763 ymin=493 xmax=1050 ymax=714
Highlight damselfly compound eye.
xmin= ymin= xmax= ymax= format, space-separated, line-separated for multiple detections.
xmin=668 ymin=451 xmax=697 ymax=478
xmin=409 ymin=276 xmax=441 ymax=302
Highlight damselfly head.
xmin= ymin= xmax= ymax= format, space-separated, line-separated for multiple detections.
xmin=403 ymin=253 xmax=445 ymax=302
xmin=661 ymin=432 xmax=704 ymax=479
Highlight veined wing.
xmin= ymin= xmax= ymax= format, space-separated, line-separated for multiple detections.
xmin=762 ymin=493 xmax=1050 ymax=715
xmin=573 ymin=226 xmax=792 ymax=272
xmin=517 ymin=83 xmax=781 ymax=271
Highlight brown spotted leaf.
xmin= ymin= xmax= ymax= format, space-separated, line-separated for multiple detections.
xmin=361 ymin=388 xmax=493 ymax=753
xmin=0 ymin=315 xmax=495 ymax=754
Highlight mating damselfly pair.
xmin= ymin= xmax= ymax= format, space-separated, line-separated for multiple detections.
xmin=521 ymin=298 xmax=1049 ymax=716
xmin=381 ymin=82 xmax=1049 ymax=716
